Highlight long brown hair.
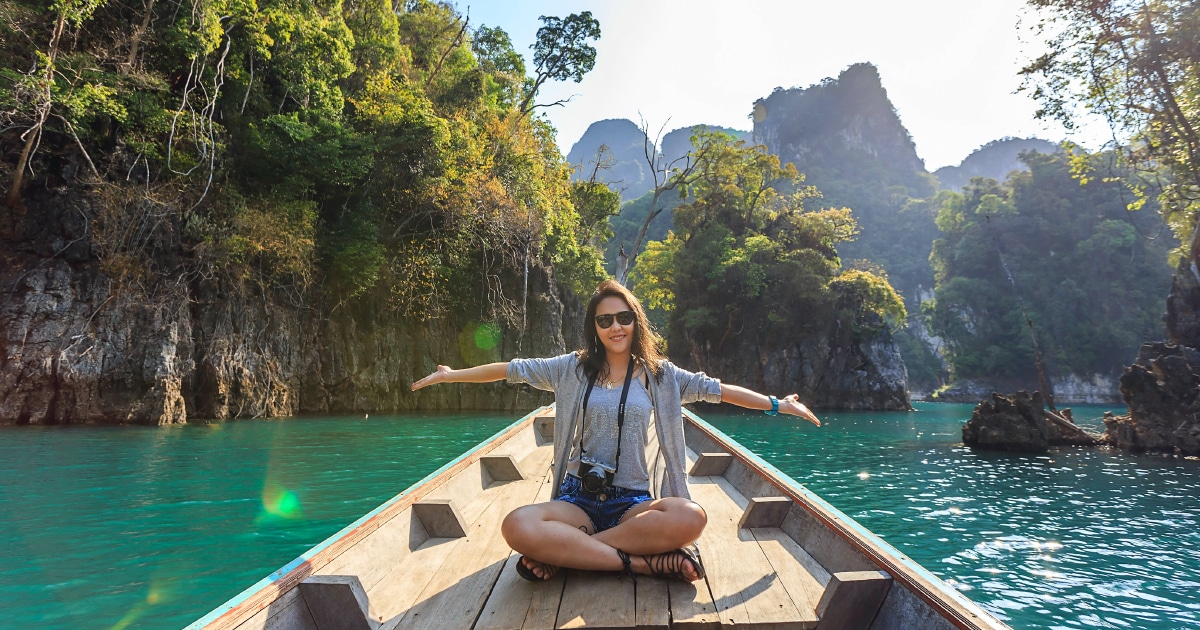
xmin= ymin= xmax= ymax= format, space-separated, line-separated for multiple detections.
xmin=577 ymin=279 xmax=666 ymax=384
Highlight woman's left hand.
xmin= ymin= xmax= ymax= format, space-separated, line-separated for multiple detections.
xmin=779 ymin=394 xmax=821 ymax=427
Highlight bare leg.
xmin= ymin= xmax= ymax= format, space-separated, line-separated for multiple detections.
xmin=502 ymin=501 xmax=619 ymax=578
xmin=501 ymin=498 xmax=707 ymax=581
xmin=595 ymin=497 xmax=706 ymax=555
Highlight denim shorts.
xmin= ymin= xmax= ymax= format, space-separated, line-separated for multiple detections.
xmin=555 ymin=473 xmax=654 ymax=533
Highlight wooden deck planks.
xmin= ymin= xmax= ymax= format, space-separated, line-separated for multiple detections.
xmin=365 ymin=453 xmax=546 ymax=626
xmin=750 ymin=528 xmax=827 ymax=628
xmin=634 ymin=577 xmax=670 ymax=630
xmin=382 ymin=445 xmax=555 ymax=630
xmin=473 ymin=554 xmax=566 ymax=630
xmin=368 ymin=535 xmax=466 ymax=625
xmin=665 ymin=571 xmax=720 ymax=629
xmin=316 ymin=502 xmax=429 ymax=594
xmin=202 ymin=410 xmax=1011 ymax=630
xmin=359 ymin=422 xmax=827 ymax=630
xmin=689 ymin=476 xmax=806 ymax=630
xmin=474 ymin=458 xmax=562 ymax=630
xmin=556 ymin=569 xmax=637 ymax=629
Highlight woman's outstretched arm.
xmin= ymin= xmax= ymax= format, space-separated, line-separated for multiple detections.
xmin=411 ymin=362 xmax=509 ymax=391
xmin=720 ymin=383 xmax=821 ymax=427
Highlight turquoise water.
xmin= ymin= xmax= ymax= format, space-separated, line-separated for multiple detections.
xmin=704 ymin=404 xmax=1200 ymax=630
xmin=0 ymin=414 xmax=518 ymax=630
xmin=1 ymin=403 xmax=1197 ymax=629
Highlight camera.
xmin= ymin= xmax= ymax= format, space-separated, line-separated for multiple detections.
xmin=578 ymin=462 xmax=614 ymax=494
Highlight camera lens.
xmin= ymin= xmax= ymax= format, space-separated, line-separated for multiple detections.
xmin=580 ymin=464 xmax=607 ymax=493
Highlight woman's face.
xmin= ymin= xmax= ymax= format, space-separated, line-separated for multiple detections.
xmin=594 ymin=295 xmax=635 ymax=357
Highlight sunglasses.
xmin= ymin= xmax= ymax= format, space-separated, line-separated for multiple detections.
xmin=595 ymin=310 xmax=635 ymax=329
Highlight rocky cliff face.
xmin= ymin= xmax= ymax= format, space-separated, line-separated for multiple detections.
xmin=564 ymin=118 xmax=652 ymax=201
xmin=565 ymin=120 xmax=749 ymax=202
xmin=683 ymin=316 xmax=911 ymax=412
xmin=750 ymin=62 xmax=937 ymax=311
xmin=752 ymin=63 xmax=927 ymax=188
xmin=1166 ymin=256 xmax=1200 ymax=349
xmin=1106 ymin=342 xmax=1200 ymax=455
xmin=0 ymin=192 xmax=570 ymax=424
xmin=1102 ymin=251 xmax=1200 ymax=455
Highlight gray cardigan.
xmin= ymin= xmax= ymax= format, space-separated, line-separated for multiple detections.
xmin=507 ymin=353 xmax=723 ymax=500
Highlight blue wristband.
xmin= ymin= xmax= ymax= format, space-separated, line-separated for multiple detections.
xmin=764 ymin=395 xmax=779 ymax=416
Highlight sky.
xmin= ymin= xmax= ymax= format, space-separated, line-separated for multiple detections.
xmin=463 ymin=0 xmax=1109 ymax=171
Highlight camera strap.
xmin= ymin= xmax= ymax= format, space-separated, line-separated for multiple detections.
xmin=580 ymin=356 xmax=636 ymax=480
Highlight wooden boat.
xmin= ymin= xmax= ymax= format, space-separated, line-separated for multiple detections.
xmin=187 ymin=405 xmax=1011 ymax=630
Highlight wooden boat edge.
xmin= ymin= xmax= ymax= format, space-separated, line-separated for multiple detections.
xmin=682 ymin=407 xmax=1008 ymax=630
xmin=185 ymin=404 xmax=553 ymax=630
xmin=188 ymin=403 xmax=1010 ymax=630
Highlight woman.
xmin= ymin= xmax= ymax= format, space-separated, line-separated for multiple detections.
xmin=411 ymin=280 xmax=821 ymax=582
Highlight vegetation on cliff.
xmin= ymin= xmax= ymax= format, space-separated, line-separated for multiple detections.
xmin=752 ymin=63 xmax=938 ymax=302
xmin=1021 ymin=0 xmax=1200 ymax=272
xmin=630 ymin=129 xmax=906 ymax=367
xmin=927 ymin=150 xmax=1175 ymax=382
xmin=933 ymin=137 xmax=1060 ymax=192
xmin=1 ymin=0 xmax=607 ymax=326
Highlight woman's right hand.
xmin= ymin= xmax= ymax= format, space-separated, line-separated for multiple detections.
xmin=412 ymin=365 xmax=453 ymax=391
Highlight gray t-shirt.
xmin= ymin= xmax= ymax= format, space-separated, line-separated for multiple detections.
xmin=568 ymin=375 xmax=654 ymax=491
xmin=506 ymin=353 xmax=724 ymax=500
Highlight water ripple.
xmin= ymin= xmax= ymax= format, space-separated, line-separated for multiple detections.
xmin=707 ymin=402 xmax=1200 ymax=630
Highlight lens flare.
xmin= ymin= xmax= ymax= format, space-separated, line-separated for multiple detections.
xmin=260 ymin=482 xmax=303 ymax=520
xmin=474 ymin=323 xmax=501 ymax=350
xmin=109 ymin=580 xmax=173 ymax=630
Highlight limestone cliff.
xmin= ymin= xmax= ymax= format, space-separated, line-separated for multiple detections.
xmin=1102 ymin=249 xmax=1200 ymax=454
xmin=0 ymin=191 xmax=571 ymax=424
xmin=753 ymin=63 xmax=927 ymax=185
xmin=682 ymin=313 xmax=911 ymax=412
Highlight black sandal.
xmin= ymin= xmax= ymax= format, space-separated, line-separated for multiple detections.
xmin=616 ymin=548 xmax=636 ymax=582
xmin=643 ymin=545 xmax=706 ymax=582
xmin=514 ymin=555 xmax=559 ymax=581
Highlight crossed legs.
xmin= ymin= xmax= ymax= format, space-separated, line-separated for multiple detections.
xmin=500 ymin=497 xmax=707 ymax=581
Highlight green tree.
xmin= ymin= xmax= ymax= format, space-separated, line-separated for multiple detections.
xmin=5 ymin=0 xmax=108 ymax=208
xmin=518 ymin=11 xmax=600 ymax=116
xmin=472 ymin=25 xmax=525 ymax=110
xmin=632 ymin=133 xmax=899 ymax=368
xmin=928 ymin=150 xmax=1174 ymax=382
xmin=1 ymin=0 xmax=605 ymax=334
xmin=1021 ymin=0 xmax=1200 ymax=262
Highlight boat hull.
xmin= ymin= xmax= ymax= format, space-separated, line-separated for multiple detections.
xmin=187 ymin=405 xmax=1010 ymax=630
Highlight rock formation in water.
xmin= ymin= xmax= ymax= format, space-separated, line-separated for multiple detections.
xmin=0 ymin=191 xmax=567 ymax=424
xmin=1102 ymin=250 xmax=1200 ymax=455
xmin=1105 ymin=342 xmax=1200 ymax=455
xmin=963 ymin=390 xmax=1102 ymax=452
xmin=963 ymin=391 xmax=1051 ymax=452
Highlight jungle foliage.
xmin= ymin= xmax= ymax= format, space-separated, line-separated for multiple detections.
xmin=631 ymin=130 xmax=906 ymax=362
xmin=1021 ymin=0 xmax=1200 ymax=263
xmin=927 ymin=151 xmax=1175 ymax=380
xmin=0 ymin=0 xmax=605 ymax=322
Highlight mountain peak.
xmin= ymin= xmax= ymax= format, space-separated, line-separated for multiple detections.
xmin=753 ymin=62 xmax=925 ymax=177
xmin=565 ymin=120 xmax=747 ymax=200
xmin=934 ymin=137 xmax=1061 ymax=191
